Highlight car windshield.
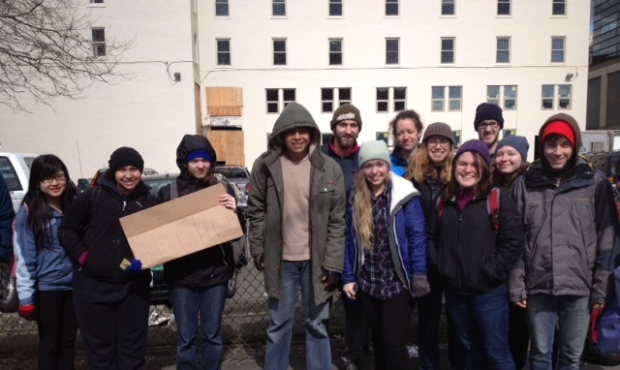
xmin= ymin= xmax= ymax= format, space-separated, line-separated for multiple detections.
xmin=143 ymin=177 xmax=174 ymax=196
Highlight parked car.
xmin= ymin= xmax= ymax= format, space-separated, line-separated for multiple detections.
xmin=214 ymin=165 xmax=250 ymax=207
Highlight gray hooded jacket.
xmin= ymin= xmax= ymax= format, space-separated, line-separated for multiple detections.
xmin=510 ymin=113 xmax=619 ymax=304
xmin=247 ymin=102 xmax=346 ymax=305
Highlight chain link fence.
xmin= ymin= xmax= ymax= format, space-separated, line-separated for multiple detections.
xmin=0 ymin=258 xmax=353 ymax=369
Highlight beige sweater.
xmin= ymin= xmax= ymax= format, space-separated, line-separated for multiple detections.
xmin=280 ymin=155 xmax=311 ymax=261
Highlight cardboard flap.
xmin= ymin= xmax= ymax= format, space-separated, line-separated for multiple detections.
xmin=120 ymin=184 xmax=243 ymax=269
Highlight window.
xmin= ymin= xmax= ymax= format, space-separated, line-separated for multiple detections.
xmin=321 ymin=87 xmax=352 ymax=112
xmin=273 ymin=39 xmax=286 ymax=65
xmin=558 ymin=85 xmax=571 ymax=109
xmin=552 ymin=0 xmax=565 ymax=15
xmin=90 ymin=0 xmax=103 ymax=3
xmin=504 ymin=85 xmax=517 ymax=109
xmin=486 ymin=85 xmax=517 ymax=109
xmin=442 ymin=0 xmax=455 ymax=15
xmin=487 ymin=85 xmax=500 ymax=106
xmin=542 ymin=85 xmax=554 ymax=109
xmin=215 ymin=0 xmax=229 ymax=16
xmin=329 ymin=39 xmax=342 ymax=65
xmin=496 ymin=37 xmax=510 ymax=63
xmin=394 ymin=87 xmax=406 ymax=111
xmin=441 ymin=38 xmax=454 ymax=64
xmin=91 ymin=28 xmax=106 ymax=56
xmin=551 ymin=37 xmax=565 ymax=63
xmin=273 ymin=0 xmax=285 ymax=16
xmin=376 ymin=87 xmax=406 ymax=112
xmin=216 ymin=39 xmax=230 ymax=65
xmin=498 ymin=0 xmax=510 ymax=15
xmin=432 ymin=86 xmax=462 ymax=111
xmin=266 ymin=88 xmax=296 ymax=113
xmin=386 ymin=0 xmax=398 ymax=16
xmin=329 ymin=0 xmax=342 ymax=16
xmin=541 ymin=85 xmax=571 ymax=109
xmin=386 ymin=38 xmax=399 ymax=64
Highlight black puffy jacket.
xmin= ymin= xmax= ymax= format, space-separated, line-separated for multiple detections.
xmin=427 ymin=191 xmax=524 ymax=295
xmin=59 ymin=179 xmax=156 ymax=282
xmin=157 ymin=135 xmax=240 ymax=288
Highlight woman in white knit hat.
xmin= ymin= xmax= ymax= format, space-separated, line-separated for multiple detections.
xmin=341 ymin=140 xmax=429 ymax=370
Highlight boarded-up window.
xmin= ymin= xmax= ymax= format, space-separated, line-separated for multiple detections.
xmin=206 ymin=130 xmax=245 ymax=166
xmin=207 ymin=87 xmax=243 ymax=116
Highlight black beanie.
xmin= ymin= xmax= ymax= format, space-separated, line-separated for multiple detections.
xmin=330 ymin=104 xmax=362 ymax=131
xmin=108 ymin=147 xmax=144 ymax=173
xmin=474 ymin=103 xmax=504 ymax=130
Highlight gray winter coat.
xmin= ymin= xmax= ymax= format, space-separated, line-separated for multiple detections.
xmin=509 ymin=113 xmax=618 ymax=304
xmin=247 ymin=102 xmax=346 ymax=305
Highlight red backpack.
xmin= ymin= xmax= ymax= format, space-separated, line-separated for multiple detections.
xmin=436 ymin=188 xmax=501 ymax=232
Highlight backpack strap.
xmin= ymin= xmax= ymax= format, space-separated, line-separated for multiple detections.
xmin=436 ymin=194 xmax=444 ymax=223
xmin=169 ymin=180 xmax=178 ymax=200
xmin=487 ymin=188 xmax=500 ymax=232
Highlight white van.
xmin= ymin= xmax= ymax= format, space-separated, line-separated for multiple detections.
xmin=0 ymin=153 xmax=38 ymax=211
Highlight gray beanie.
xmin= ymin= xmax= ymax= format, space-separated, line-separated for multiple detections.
xmin=496 ymin=135 xmax=529 ymax=161
xmin=359 ymin=140 xmax=391 ymax=168
xmin=423 ymin=122 xmax=454 ymax=145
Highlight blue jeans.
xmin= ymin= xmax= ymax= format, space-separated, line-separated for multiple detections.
xmin=170 ymin=284 xmax=228 ymax=370
xmin=526 ymin=294 xmax=589 ymax=370
xmin=265 ymin=261 xmax=332 ymax=370
xmin=445 ymin=284 xmax=515 ymax=370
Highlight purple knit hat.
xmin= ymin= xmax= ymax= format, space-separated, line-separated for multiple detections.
xmin=454 ymin=140 xmax=491 ymax=165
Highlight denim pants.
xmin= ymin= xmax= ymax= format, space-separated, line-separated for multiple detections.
xmin=526 ymin=294 xmax=589 ymax=370
xmin=170 ymin=284 xmax=228 ymax=370
xmin=264 ymin=261 xmax=332 ymax=370
xmin=444 ymin=284 xmax=515 ymax=370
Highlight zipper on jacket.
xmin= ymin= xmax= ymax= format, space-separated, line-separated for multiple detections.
xmin=123 ymin=200 xmax=127 ymax=212
xmin=456 ymin=211 xmax=463 ymax=292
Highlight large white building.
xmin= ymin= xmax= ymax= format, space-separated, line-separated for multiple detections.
xmin=0 ymin=0 xmax=195 ymax=178
xmin=195 ymin=0 xmax=590 ymax=163
xmin=0 ymin=0 xmax=590 ymax=177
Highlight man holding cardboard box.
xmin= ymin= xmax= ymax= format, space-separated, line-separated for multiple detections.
xmin=248 ymin=102 xmax=346 ymax=370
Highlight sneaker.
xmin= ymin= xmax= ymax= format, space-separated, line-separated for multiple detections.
xmin=340 ymin=356 xmax=359 ymax=370
xmin=407 ymin=344 xmax=419 ymax=358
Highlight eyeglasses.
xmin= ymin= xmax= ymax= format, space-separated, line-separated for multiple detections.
xmin=41 ymin=173 xmax=66 ymax=185
xmin=427 ymin=138 xmax=451 ymax=147
xmin=477 ymin=121 xmax=500 ymax=130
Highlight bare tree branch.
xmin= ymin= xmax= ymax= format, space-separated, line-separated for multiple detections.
xmin=0 ymin=0 xmax=131 ymax=111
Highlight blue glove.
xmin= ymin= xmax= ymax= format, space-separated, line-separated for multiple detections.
xmin=125 ymin=259 xmax=142 ymax=276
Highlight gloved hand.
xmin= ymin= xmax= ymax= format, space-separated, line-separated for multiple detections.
xmin=124 ymin=259 xmax=142 ymax=276
xmin=411 ymin=274 xmax=430 ymax=298
xmin=253 ymin=254 xmax=265 ymax=271
xmin=18 ymin=304 xmax=35 ymax=321
xmin=322 ymin=268 xmax=341 ymax=289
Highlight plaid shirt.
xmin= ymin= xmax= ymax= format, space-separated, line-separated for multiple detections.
xmin=358 ymin=183 xmax=405 ymax=300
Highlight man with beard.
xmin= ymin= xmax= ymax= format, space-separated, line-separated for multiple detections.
xmin=321 ymin=104 xmax=367 ymax=370
xmin=474 ymin=103 xmax=504 ymax=158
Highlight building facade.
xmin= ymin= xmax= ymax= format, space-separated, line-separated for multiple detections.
xmin=0 ymin=0 xmax=195 ymax=178
xmin=587 ymin=0 xmax=620 ymax=130
xmin=194 ymin=0 xmax=590 ymax=163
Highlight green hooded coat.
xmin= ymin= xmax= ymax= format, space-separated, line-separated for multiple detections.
xmin=247 ymin=102 xmax=346 ymax=305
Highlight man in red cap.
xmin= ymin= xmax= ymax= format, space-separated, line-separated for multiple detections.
xmin=510 ymin=113 xmax=619 ymax=370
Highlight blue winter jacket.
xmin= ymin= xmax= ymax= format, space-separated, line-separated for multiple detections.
xmin=342 ymin=173 xmax=427 ymax=297
xmin=390 ymin=149 xmax=409 ymax=177
xmin=14 ymin=205 xmax=73 ymax=305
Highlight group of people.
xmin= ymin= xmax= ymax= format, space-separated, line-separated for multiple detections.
xmin=13 ymin=136 xmax=241 ymax=370
xmin=7 ymin=99 xmax=618 ymax=370
xmin=247 ymin=101 xmax=619 ymax=370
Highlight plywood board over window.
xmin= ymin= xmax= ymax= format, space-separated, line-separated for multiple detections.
xmin=206 ymin=130 xmax=245 ymax=166
xmin=207 ymin=87 xmax=243 ymax=116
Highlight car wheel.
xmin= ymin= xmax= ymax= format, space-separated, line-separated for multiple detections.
xmin=0 ymin=261 xmax=18 ymax=313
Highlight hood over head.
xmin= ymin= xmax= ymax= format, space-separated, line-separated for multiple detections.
xmin=268 ymin=102 xmax=320 ymax=152
xmin=175 ymin=134 xmax=217 ymax=175
xmin=538 ymin=113 xmax=581 ymax=172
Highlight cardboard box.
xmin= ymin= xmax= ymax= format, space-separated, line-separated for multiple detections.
xmin=120 ymin=183 xmax=243 ymax=269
